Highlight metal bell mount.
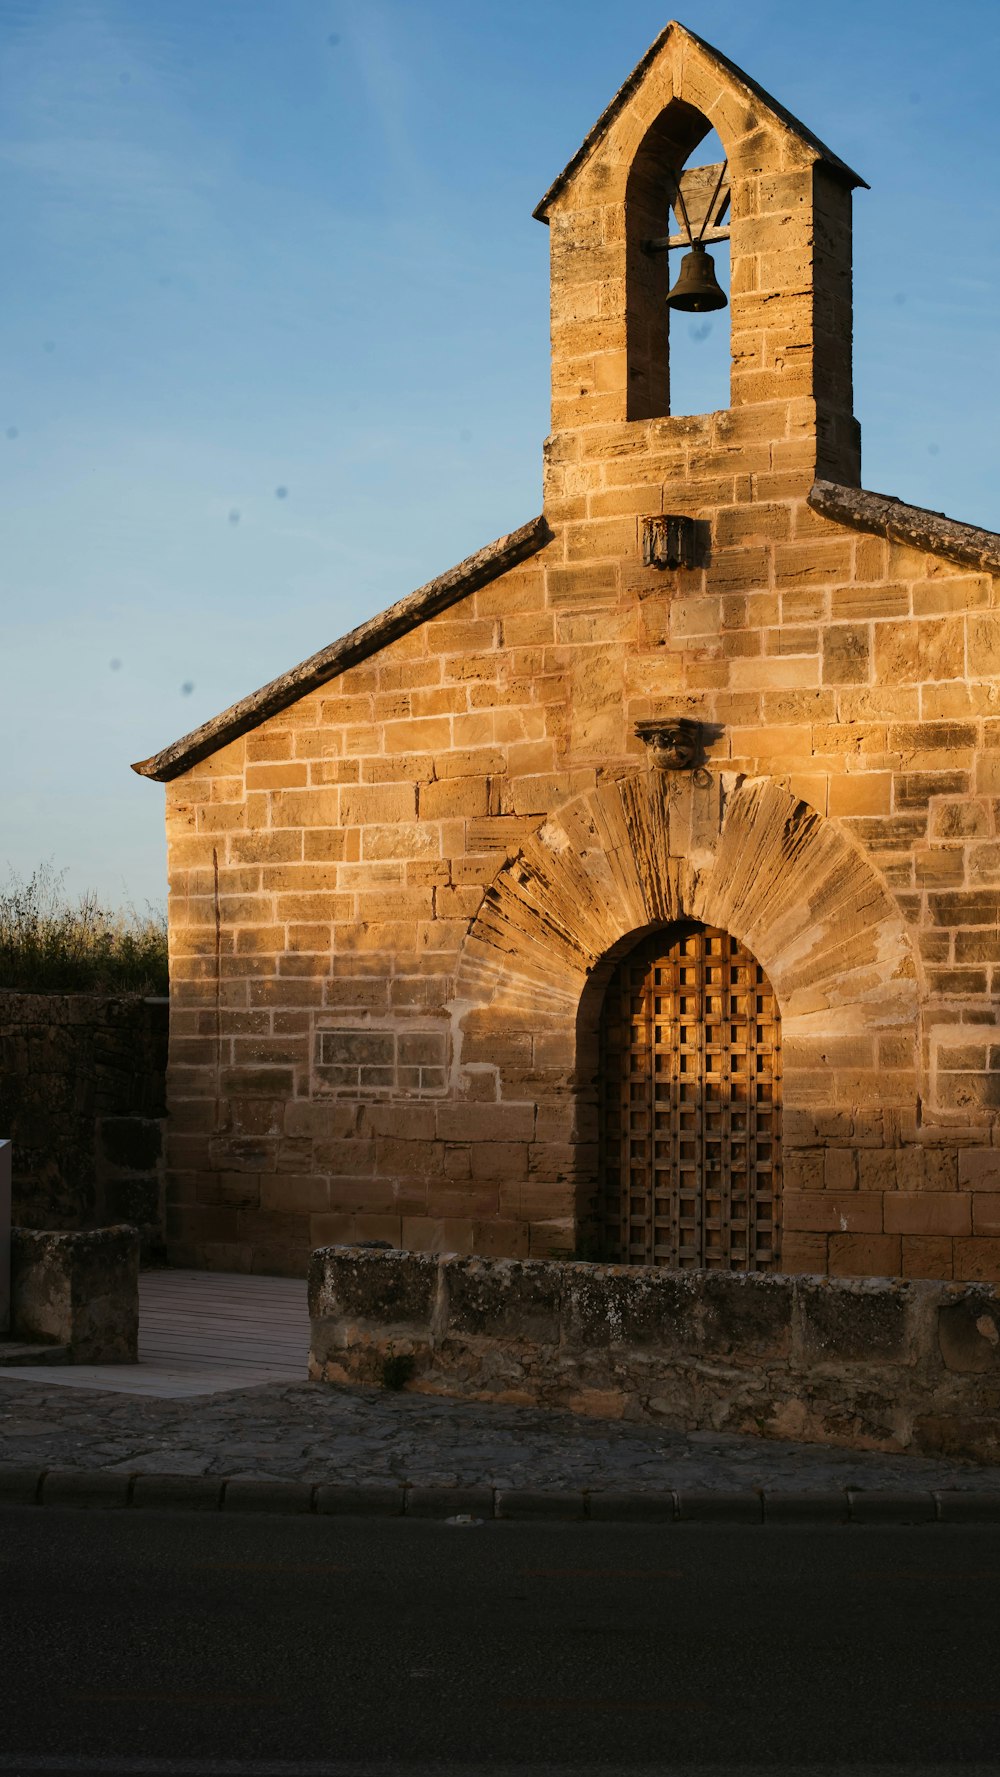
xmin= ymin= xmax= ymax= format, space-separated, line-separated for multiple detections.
xmin=642 ymin=158 xmax=730 ymax=314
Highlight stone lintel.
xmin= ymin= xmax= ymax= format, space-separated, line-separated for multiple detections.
xmin=131 ymin=514 xmax=551 ymax=783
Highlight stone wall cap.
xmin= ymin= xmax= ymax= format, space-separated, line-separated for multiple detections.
xmin=809 ymin=480 xmax=1000 ymax=576
xmin=131 ymin=514 xmax=551 ymax=783
xmin=533 ymin=20 xmax=866 ymax=223
xmin=12 ymin=1223 xmax=139 ymax=1245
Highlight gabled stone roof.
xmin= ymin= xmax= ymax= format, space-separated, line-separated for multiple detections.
xmin=533 ymin=20 xmax=867 ymax=223
xmin=132 ymin=514 xmax=551 ymax=783
xmin=809 ymin=481 xmax=1000 ymax=575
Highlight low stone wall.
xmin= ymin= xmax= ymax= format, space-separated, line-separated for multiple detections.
xmin=0 ymin=992 xmax=168 ymax=1251
xmin=11 ymin=1225 xmax=139 ymax=1362
xmin=309 ymin=1248 xmax=1000 ymax=1463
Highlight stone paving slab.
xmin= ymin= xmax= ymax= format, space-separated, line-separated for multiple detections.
xmin=2 ymin=1374 xmax=1000 ymax=1498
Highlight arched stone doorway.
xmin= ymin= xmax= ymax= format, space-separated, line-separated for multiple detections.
xmin=598 ymin=920 xmax=781 ymax=1270
xmin=455 ymin=773 xmax=919 ymax=1264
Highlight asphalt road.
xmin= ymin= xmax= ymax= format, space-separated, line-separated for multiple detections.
xmin=1 ymin=1507 xmax=999 ymax=1777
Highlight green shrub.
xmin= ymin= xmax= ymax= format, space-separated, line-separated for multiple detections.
xmin=0 ymin=863 xmax=168 ymax=995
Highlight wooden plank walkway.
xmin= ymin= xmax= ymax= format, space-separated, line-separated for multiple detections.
xmin=0 ymin=1269 xmax=309 ymax=1398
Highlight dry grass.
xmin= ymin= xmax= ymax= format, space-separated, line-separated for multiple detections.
xmin=0 ymin=864 xmax=168 ymax=995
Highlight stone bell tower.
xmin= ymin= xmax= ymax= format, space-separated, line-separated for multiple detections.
xmin=534 ymin=21 xmax=865 ymax=512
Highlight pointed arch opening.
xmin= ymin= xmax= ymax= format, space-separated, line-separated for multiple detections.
xmin=625 ymin=102 xmax=733 ymax=421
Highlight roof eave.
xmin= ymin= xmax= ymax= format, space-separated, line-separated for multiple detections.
xmin=533 ymin=19 xmax=866 ymax=224
xmin=132 ymin=513 xmax=552 ymax=784
xmin=808 ymin=480 xmax=1000 ymax=575
xmin=532 ymin=24 xmax=675 ymax=222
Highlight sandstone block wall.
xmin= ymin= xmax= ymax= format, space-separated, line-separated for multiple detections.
xmin=309 ymin=1246 xmax=1000 ymax=1463
xmin=0 ymin=993 xmax=168 ymax=1251
xmin=160 ymin=478 xmax=1000 ymax=1281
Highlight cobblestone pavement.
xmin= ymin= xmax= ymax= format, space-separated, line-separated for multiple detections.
xmin=2 ymin=1375 xmax=999 ymax=1492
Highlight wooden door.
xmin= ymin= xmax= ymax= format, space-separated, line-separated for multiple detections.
xmin=599 ymin=922 xmax=781 ymax=1270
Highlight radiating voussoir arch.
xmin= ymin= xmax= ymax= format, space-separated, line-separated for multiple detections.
xmin=454 ymin=772 xmax=919 ymax=1111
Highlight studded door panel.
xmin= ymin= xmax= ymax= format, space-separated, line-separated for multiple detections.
xmin=600 ymin=923 xmax=781 ymax=1270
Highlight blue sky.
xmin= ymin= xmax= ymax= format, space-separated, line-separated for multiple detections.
xmin=2 ymin=0 xmax=998 ymax=909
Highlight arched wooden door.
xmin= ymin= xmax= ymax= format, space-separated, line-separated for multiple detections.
xmin=598 ymin=922 xmax=781 ymax=1270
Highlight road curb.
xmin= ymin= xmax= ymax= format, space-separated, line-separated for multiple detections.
xmin=130 ymin=1474 xmax=224 ymax=1512
xmin=3 ymin=1466 xmax=1000 ymax=1523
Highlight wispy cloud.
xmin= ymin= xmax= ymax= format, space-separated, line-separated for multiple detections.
xmin=336 ymin=0 xmax=435 ymax=213
xmin=0 ymin=1 xmax=225 ymax=263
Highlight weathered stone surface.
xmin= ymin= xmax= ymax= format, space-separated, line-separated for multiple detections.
xmin=697 ymin=1271 xmax=794 ymax=1356
xmin=938 ymin=1291 xmax=1000 ymax=1374
xmin=307 ymin=1244 xmax=437 ymax=1333
xmin=446 ymin=1258 xmax=563 ymax=1343
xmin=310 ymin=1248 xmax=1000 ymax=1461
xmin=562 ymin=1265 xmax=702 ymax=1351
xmin=11 ymin=1225 xmax=139 ymax=1363
xmin=809 ymin=482 xmax=1000 ymax=577
xmin=796 ymin=1277 xmax=910 ymax=1362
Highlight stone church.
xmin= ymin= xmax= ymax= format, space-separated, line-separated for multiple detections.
xmin=136 ymin=22 xmax=1000 ymax=1285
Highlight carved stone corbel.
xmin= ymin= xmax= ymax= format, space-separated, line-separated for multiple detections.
xmin=642 ymin=514 xmax=699 ymax=570
xmin=634 ymin=716 xmax=702 ymax=772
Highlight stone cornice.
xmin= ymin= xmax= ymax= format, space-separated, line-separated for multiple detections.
xmin=808 ymin=480 xmax=1000 ymax=577
xmin=132 ymin=514 xmax=551 ymax=783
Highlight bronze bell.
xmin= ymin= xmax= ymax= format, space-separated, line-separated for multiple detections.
xmin=665 ymin=242 xmax=727 ymax=313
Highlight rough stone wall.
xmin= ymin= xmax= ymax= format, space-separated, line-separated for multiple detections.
xmin=159 ymin=31 xmax=1000 ymax=1280
xmin=309 ymin=1247 xmax=1000 ymax=1463
xmin=0 ymin=993 xmax=168 ymax=1249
